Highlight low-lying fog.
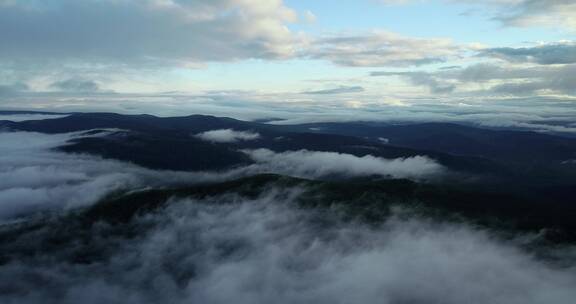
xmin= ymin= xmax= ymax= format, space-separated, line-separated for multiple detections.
xmin=1 ymin=190 xmax=575 ymax=304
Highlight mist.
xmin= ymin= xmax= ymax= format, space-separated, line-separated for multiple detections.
xmin=243 ymin=149 xmax=446 ymax=180
xmin=195 ymin=129 xmax=261 ymax=143
xmin=0 ymin=131 xmax=449 ymax=220
xmin=1 ymin=190 xmax=575 ymax=304
xmin=0 ymin=130 xmax=240 ymax=220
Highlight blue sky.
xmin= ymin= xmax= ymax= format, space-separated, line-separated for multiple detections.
xmin=287 ymin=0 xmax=572 ymax=45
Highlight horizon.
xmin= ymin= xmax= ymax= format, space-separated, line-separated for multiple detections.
xmin=0 ymin=0 xmax=574 ymax=133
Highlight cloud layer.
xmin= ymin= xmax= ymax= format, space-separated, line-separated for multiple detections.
xmin=481 ymin=42 xmax=576 ymax=65
xmin=0 ymin=0 xmax=298 ymax=66
xmin=373 ymin=62 xmax=576 ymax=96
xmin=195 ymin=129 xmax=261 ymax=143
xmin=303 ymin=86 xmax=365 ymax=95
xmin=493 ymin=0 xmax=576 ymax=31
xmin=383 ymin=0 xmax=576 ymax=31
xmin=244 ymin=149 xmax=445 ymax=180
xmin=304 ymin=31 xmax=465 ymax=67
xmin=1 ymin=191 xmax=575 ymax=303
xmin=0 ymin=113 xmax=70 ymax=122
xmin=0 ymin=130 xmax=448 ymax=220
xmin=0 ymin=130 xmax=245 ymax=220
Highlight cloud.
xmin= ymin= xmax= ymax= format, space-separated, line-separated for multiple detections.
xmin=0 ymin=130 xmax=260 ymax=221
xmin=373 ymin=63 xmax=576 ymax=96
xmin=371 ymin=71 xmax=456 ymax=94
xmin=1 ymin=191 xmax=576 ymax=303
xmin=0 ymin=113 xmax=70 ymax=122
xmin=195 ymin=129 xmax=261 ymax=143
xmin=0 ymin=129 xmax=445 ymax=221
xmin=447 ymin=0 xmax=576 ymax=31
xmin=303 ymin=30 xmax=465 ymax=67
xmin=0 ymin=0 xmax=299 ymax=68
xmin=493 ymin=0 xmax=576 ymax=31
xmin=462 ymin=63 xmax=576 ymax=95
xmin=243 ymin=149 xmax=445 ymax=180
xmin=0 ymin=125 xmax=575 ymax=304
xmin=480 ymin=42 xmax=576 ymax=65
xmin=49 ymin=78 xmax=103 ymax=93
xmin=303 ymin=86 xmax=365 ymax=95
xmin=0 ymin=82 xmax=28 ymax=97
xmin=2 ymin=90 xmax=575 ymax=135
xmin=378 ymin=1 xmax=576 ymax=31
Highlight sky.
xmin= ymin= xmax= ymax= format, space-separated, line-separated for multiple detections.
xmin=0 ymin=0 xmax=575 ymax=128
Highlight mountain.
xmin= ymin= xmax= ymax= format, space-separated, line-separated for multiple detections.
xmin=1 ymin=112 xmax=510 ymax=178
xmin=281 ymin=122 xmax=576 ymax=164
xmin=3 ymin=112 xmax=576 ymax=186
xmin=2 ymin=111 xmax=576 ymax=303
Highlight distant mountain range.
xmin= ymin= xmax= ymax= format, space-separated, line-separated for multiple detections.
xmin=1 ymin=111 xmax=575 ymax=231
xmin=2 ymin=111 xmax=575 ymax=182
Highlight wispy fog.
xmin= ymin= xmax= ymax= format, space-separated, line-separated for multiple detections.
xmin=1 ymin=190 xmax=575 ymax=304
xmin=195 ymin=129 xmax=261 ymax=143
xmin=0 ymin=131 xmax=448 ymax=220
xmin=244 ymin=149 xmax=445 ymax=180
xmin=0 ymin=130 xmax=238 ymax=220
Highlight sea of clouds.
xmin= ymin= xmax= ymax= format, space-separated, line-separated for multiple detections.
xmin=1 ymin=190 xmax=575 ymax=304
xmin=0 ymin=129 xmax=446 ymax=221
xmin=0 ymin=130 xmax=237 ymax=220
xmin=0 ymin=124 xmax=575 ymax=304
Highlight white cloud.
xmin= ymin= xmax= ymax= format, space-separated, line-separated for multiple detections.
xmin=373 ymin=63 xmax=576 ymax=96
xmin=1 ymin=192 xmax=576 ymax=303
xmin=494 ymin=0 xmax=576 ymax=31
xmin=378 ymin=1 xmax=576 ymax=31
xmin=0 ymin=129 xmax=446 ymax=220
xmin=243 ymin=149 xmax=445 ymax=180
xmin=0 ymin=113 xmax=70 ymax=122
xmin=2 ymin=90 xmax=575 ymax=135
xmin=303 ymin=30 xmax=465 ymax=67
xmin=0 ymin=129 xmax=447 ymax=221
xmin=0 ymin=0 xmax=299 ymax=67
xmin=0 ymin=130 xmax=255 ymax=220
xmin=195 ymin=129 xmax=261 ymax=143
